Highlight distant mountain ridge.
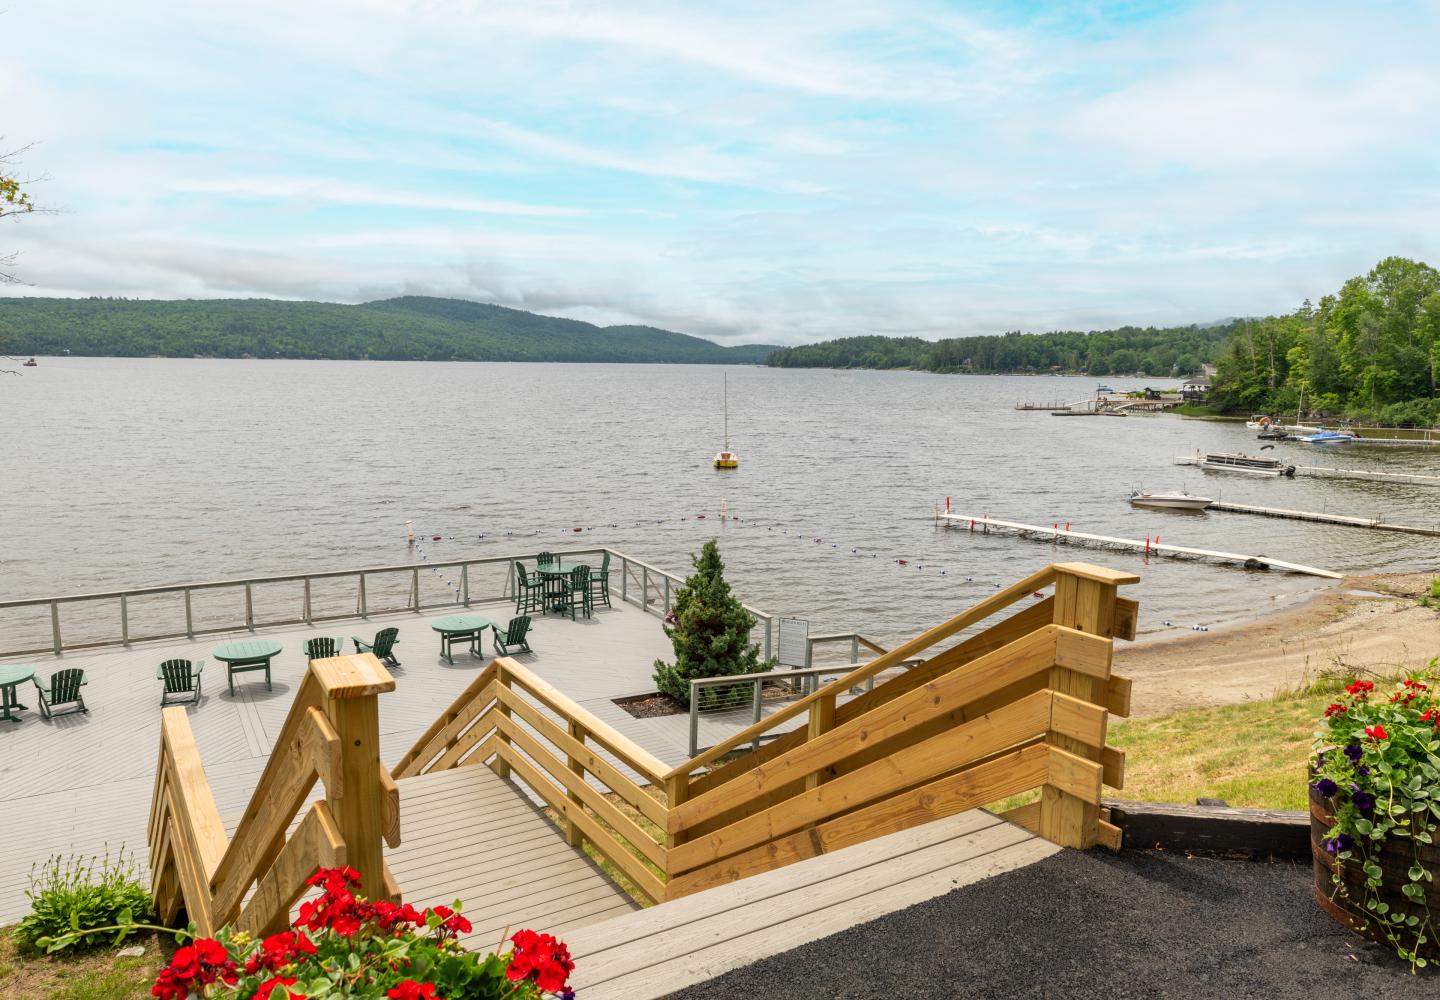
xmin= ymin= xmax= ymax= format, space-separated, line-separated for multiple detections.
xmin=0 ymin=295 xmax=777 ymax=364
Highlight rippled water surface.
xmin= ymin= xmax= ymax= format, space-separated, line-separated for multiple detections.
xmin=5 ymin=358 xmax=1439 ymax=646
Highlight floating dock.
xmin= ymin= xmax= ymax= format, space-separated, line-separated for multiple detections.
xmin=1294 ymin=464 xmax=1440 ymax=487
xmin=1175 ymin=455 xmax=1440 ymax=487
xmin=1205 ymin=501 xmax=1440 ymax=537
xmin=936 ymin=511 xmax=1344 ymax=579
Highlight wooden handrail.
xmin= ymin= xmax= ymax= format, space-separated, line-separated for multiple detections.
xmin=670 ymin=564 xmax=1061 ymax=778
xmin=150 ymin=654 xmax=398 ymax=935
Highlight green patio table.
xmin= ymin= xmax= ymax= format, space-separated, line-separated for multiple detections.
xmin=213 ymin=639 xmax=282 ymax=695
xmin=536 ymin=562 xmax=584 ymax=613
xmin=431 ymin=614 xmax=493 ymax=665
xmin=0 ymin=664 xmax=35 ymax=722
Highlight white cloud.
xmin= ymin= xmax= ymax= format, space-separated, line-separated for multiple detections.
xmin=170 ymin=176 xmax=588 ymax=217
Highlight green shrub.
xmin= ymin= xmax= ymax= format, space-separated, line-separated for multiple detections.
xmin=15 ymin=849 xmax=153 ymax=954
xmin=653 ymin=539 xmax=775 ymax=707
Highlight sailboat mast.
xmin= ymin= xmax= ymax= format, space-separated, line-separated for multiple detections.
xmin=723 ymin=373 xmax=729 ymax=450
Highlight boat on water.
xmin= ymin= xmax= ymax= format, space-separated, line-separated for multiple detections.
xmin=1299 ymin=430 xmax=1357 ymax=445
xmin=1129 ymin=490 xmax=1213 ymax=510
xmin=712 ymin=373 xmax=738 ymax=470
xmin=22 ymin=357 xmax=37 ymax=367
xmin=1095 ymin=384 xmax=1115 ymax=394
xmin=1194 ymin=451 xmax=1296 ymax=478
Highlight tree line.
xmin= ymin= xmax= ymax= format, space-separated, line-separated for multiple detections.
xmin=766 ymin=325 xmax=1229 ymax=377
xmin=0 ymin=295 xmax=778 ymax=365
xmin=1207 ymin=257 xmax=1440 ymax=425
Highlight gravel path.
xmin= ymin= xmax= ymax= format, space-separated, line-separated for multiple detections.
xmin=674 ymin=850 xmax=1436 ymax=1000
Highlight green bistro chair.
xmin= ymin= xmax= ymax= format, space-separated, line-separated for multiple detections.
xmin=34 ymin=668 xmax=87 ymax=719
xmin=157 ymin=659 xmax=203 ymax=706
xmin=514 ymin=563 xmax=545 ymax=615
xmin=493 ymin=616 xmax=534 ymax=655
xmin=304 ymin=637 xmax=345 ymax=662
xmin=352 ymin=627 xmax=401 ymax=668
xmin=589 ymin=551 xmax=612 ymax=609
xmin=561 ymin=565 xmax=592 ymax=621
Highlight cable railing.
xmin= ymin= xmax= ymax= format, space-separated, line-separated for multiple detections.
xmin=0 ymin=547 xmax=775 ymax=660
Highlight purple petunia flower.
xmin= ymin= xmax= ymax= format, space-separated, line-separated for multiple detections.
xmin=1352 ymin=791 xmax=1376 ymax=813
xmin=1357 ymin=765 xmax=1370 ymax=777
xmin=1314 ymin=778 xmax=1339 ymax=797
xmin=1325 ymin=833 xmax=1357 ymax=855
xmin=1344 ymin=744 xmax=1363 ymax=763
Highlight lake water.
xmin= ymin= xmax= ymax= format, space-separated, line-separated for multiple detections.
xmin=4 ymin=357 xmax=1439 ymax=647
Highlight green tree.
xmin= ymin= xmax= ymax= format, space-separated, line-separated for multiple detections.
xmin=653 ymin=539 xmax=774 ymax=707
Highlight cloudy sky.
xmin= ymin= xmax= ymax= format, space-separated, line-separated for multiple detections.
xmin=3 ymin=1 xmax=1438 ymax=344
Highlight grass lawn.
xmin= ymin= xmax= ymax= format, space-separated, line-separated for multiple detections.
xmin=1108 ymin=693 xmax=1323 ymax=810
xmin=0 ymin=927 xmax=166 ymax=1000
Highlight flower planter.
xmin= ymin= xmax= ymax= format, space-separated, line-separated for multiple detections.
xmin=1309 ymin=783 xmax=1440 ymax=956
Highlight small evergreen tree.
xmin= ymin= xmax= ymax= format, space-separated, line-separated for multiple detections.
xmin=654 ymin=539 xmax=774 ymax=707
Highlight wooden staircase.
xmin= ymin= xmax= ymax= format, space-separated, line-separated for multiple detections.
xmin=151 ymin=561 xmax=1137 ymax=942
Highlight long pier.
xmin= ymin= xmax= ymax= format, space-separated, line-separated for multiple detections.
xmin=1294 ymin=464 xmax=1440 ymax=486
xmin=936 ymin=511 xmax=1344 ymax=579
xmin=1205 ymin=501 xmax=1440 ymax=537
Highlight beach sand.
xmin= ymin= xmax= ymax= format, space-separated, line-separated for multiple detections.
xmin=1115 ymin=571 xmax=1440 ymax=717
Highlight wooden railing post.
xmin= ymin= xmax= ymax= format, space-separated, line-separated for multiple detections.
xmin=495 ymin=667 xmax=513 ymax=781
xmin=565 ymin=720 xmax=586 ymax=848
xmin=1039 ymin=564 xmax=1132 ymax=848
xmin=805 ymin=693 xmax=836 ymax=791
xmin=314 ymin=654 xmax=397 ymax=900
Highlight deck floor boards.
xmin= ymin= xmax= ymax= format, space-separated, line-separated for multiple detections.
xmin=388 ymin=763 xmax=636 ymax=951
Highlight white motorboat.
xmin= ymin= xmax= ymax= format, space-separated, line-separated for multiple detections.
xmin=1129 ymin=490 xmax=1213 ymax=510
xmin=1299 ymin=430 xmax=1357 ymax=445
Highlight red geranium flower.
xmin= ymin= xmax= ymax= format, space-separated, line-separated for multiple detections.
xmin=255 ymin=975 xmax=304 ymax=1000
xmin=1364 ymin=724 xmax=1389 ymax=741
xmin=1323 ymin=702 xmax=1346 ymax=718
xmin=1345 ymin=680 xmax=1375 ymax=697
xmin=386 ymin=981 xmax=441 ymax=1000
xmin=1421 ymin=708 xmax=1440 ymax=726
xmin=507 ymin=929 xmax=575 ymax=994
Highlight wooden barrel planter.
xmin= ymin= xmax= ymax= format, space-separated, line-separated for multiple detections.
xmin=1309 ymin=784 xmax=1440 ymax=955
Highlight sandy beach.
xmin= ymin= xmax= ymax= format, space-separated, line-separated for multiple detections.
xmin=1116 ymin=571 xmax=1440 ymax=717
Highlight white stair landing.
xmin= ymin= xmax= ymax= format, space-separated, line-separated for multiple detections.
xmin=563 ymin=809 xmax=1058 ymax=1000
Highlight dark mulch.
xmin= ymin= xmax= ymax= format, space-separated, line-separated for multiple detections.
xmin=673 ymin=849 xmax=1436 ymax=1000
xmin=614 ymin=693 xmax=687 ymax=719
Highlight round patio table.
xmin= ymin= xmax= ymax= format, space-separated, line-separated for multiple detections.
xmin=0 ymin=664 xmax=35 ymax=723
xmin=431 ymin=614 xmax=493 ymax=665
xmin=536 ymin=563 xmax=587 ymax=615
xmin=214 ymin=639 xmax=283 ymax=695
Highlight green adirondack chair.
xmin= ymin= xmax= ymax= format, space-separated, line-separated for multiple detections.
xmin=304 ymin=637 xmax=344 ymax=661
xmin=514 ymin=563 xmax=545 ymax=614
xmin=589 ymin=551 xmax=612 ymax=609
xmin=536 ymin=550 xmax=556 ymax=567
xmin=157 ymin=659 xmax=203 ymax=706
xmin=34 ymin=668 xmax=87 ymax=719
xmin=561 ymin=565 xmax=592 ymax=621
xmin=492 ymin=616 xmax=534 ymax=655
xmin=352 ymin=627 xmax=401 ymax=668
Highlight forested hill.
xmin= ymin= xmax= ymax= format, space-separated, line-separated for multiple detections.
xmin=0 ymin=295 xmax=778 ymax=364
xmin=766 ymin=325 xmax=1233 ymax=377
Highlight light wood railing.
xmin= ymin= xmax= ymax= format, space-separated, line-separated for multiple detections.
xmin=149 ymin=654 xmax=399 ymax=936
xmin=394 ymin=562 xmax=1139 ymax=903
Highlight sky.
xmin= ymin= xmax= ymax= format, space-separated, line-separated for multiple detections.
xmin=2 ymin=0 xmax=1439 ymax=345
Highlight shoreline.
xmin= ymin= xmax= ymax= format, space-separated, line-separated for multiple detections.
xmin=1114 ymin=570 xmax=1438 ymax=717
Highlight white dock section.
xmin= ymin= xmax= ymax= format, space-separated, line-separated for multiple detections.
xmin=1206 ymin=501 xmax=1440 ymax=537
xmin=938 ymin=512 xmax=1344 ymax=580
xmin=563 ymin=809 xmax=1057 ymax=1000
xmin=1294 ymin=464 xmax=1440 ymax=487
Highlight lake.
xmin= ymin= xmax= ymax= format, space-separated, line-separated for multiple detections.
xmin=4 ymin=357 xmax=1439 ymax=648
